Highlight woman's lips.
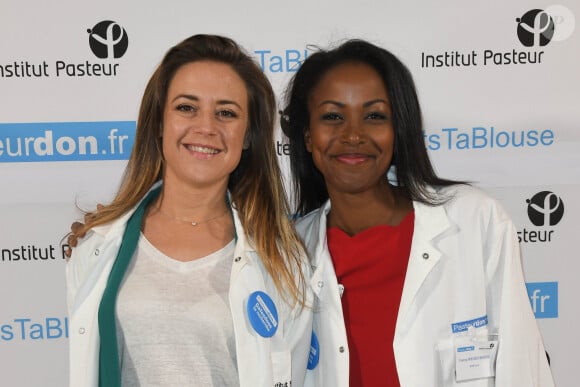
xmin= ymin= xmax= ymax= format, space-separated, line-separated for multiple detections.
xmin=184 ymin=143 xmax=221 ymax=159
xmin=185 ymin=144 xmax=220 ymax=154
xmin=334 ymin=153 xmax=371 ymax=165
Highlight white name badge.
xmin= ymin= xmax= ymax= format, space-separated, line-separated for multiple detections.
xmin=455 ymin=337 xmax=498 ymax=382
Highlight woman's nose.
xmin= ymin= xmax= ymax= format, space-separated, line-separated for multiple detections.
xmin=341 ymin=121 xmax=363 ymax=144
xmin=191 ymin=112 xmax=217 ymax=135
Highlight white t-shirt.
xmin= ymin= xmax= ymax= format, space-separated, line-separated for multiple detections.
xmin=115 ymin=234 xmax=238 ymax=386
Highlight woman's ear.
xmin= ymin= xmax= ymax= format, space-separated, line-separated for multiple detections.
xmin=304 ymin=129 xmax=312 ymax=152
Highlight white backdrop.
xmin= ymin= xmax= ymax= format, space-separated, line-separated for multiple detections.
xmin=1 ymin=0 xmax=578 ymax=385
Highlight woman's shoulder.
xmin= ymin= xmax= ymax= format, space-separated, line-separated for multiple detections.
xmin=435 ymin=184 xmax=512 ymax=225
xmin=440 ymin=184 xmax=493 ymax=204
xmin=66 ymin=211 xmax=129 ymax=269
xmin=294 ymin=204 xmax=327 ymax=236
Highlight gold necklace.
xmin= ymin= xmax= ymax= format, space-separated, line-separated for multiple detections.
xmin=153 ymin=205 xmax=230 ymax=226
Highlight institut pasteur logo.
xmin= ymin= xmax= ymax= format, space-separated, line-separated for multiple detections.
xmin=0 ymin=19 xmax=129 ymax=79
xmin=526 ymin=191 xmax=565 ymax=227
xmin=516 ymin=9 xmax=555 ymax=47
xmin=420 ymin=5 xmax=575 ymax=69
xmin=518 ymin=191 xmax=565 ymax=243
xmin=87 ymin=20 xmax=129 ymax=59
xmin=516 ymin=6 xmax=576 ymax=47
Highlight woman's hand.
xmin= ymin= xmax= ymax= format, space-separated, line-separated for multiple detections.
xmin=64 ymin=204 xmax=103 ymax=257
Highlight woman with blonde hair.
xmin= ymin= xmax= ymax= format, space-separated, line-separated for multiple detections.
xmin=66 ymin=34 xmax=312 ymax=387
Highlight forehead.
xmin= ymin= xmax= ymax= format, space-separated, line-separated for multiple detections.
xmin=167 ymin=60 xmax=248 ymax=96
xmin=310 ymin=61 xmax=388 ymax=100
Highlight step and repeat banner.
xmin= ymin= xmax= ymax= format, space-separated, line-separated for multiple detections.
xmin=1 ymin=0 xmax=578 ymax=385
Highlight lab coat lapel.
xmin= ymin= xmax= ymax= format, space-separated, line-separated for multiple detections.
xmin=228 ymin=204 xmax=254 ymax=281
xmin=396 ymin=201 xmax=453 ymax=331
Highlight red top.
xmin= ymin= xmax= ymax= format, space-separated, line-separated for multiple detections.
xmin=327 ymin=211 xmax=414 ymax=387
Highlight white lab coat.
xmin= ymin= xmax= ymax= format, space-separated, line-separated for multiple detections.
xmin=299 ymin=184 xmax=555 ymax=387
xmin=66 ymin=183 xmax=313 ymax=387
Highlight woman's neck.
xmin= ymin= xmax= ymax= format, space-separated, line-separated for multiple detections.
xmin=327 ymin=183 xmax=412 ymax=236
xmin=154 ymin=178 xmax=230 ymax=222
xmin=141 ymin=178 xmax=235 ymax=262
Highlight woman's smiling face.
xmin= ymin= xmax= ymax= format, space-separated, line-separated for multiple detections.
xmin=306 ymin=61 xmax=395 ymax=196
xmin=161 ymin=60 xmax=249 ymax=189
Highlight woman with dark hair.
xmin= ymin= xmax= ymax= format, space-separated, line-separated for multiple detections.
xmin=282 ymin=40 xmax=554 ymax=386
xmin=66 ymin=34 xmax=312 ymax=387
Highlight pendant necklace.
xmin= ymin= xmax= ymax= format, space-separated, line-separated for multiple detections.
xmin=154 ymin=205 xmax=230 ymax=227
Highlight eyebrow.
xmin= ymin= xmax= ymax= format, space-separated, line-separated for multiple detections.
xmin=317 ymin=98 xmax=389 ymax=108
xmin=171 ymin=94 xmax=243 ymax=109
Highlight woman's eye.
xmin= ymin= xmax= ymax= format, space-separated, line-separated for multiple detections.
xmin=217 ymin=109 xmax=238 ymax=118
xmin=321 ymin=112 xmax=342 ymax=121
xmin=366 ymin=112 xmax=388 ymax=120
xmin=176 ymin=104 xmax=196 ymax=113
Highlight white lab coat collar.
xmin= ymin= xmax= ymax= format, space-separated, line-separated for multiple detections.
xmin=306 ymin=190 xmax=453 ymax=265
xmin=308 ymin=200 xmax=331 ymax=269
xmin=89 ymin=180 xmax=164 ymax=239
xmin=229 ymin=198 xmax=257 ymax=282
xmin=89 ymin=181 xmax=255 ymax=252
xmin=78 ymin=180 xmax=257 ymax=300
xmin=306 ymin=191 xmax=455 ymax=332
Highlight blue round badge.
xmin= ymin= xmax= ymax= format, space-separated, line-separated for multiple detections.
xmin=307 ymin=331 xmax=320 ymax=370
xmin=247 ymin=291 xmax=279 ymax=338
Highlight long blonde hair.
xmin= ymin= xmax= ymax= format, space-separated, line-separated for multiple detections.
xmin=75 ymin=34 xmax=306 ymax=306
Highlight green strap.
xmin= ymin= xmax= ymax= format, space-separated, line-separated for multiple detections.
xmin=98 ymin=187 xmax=161 ymax=387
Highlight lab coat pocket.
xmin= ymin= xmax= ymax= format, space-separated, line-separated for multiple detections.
xmin=271 ymin=350 xmax=291 ymax=387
